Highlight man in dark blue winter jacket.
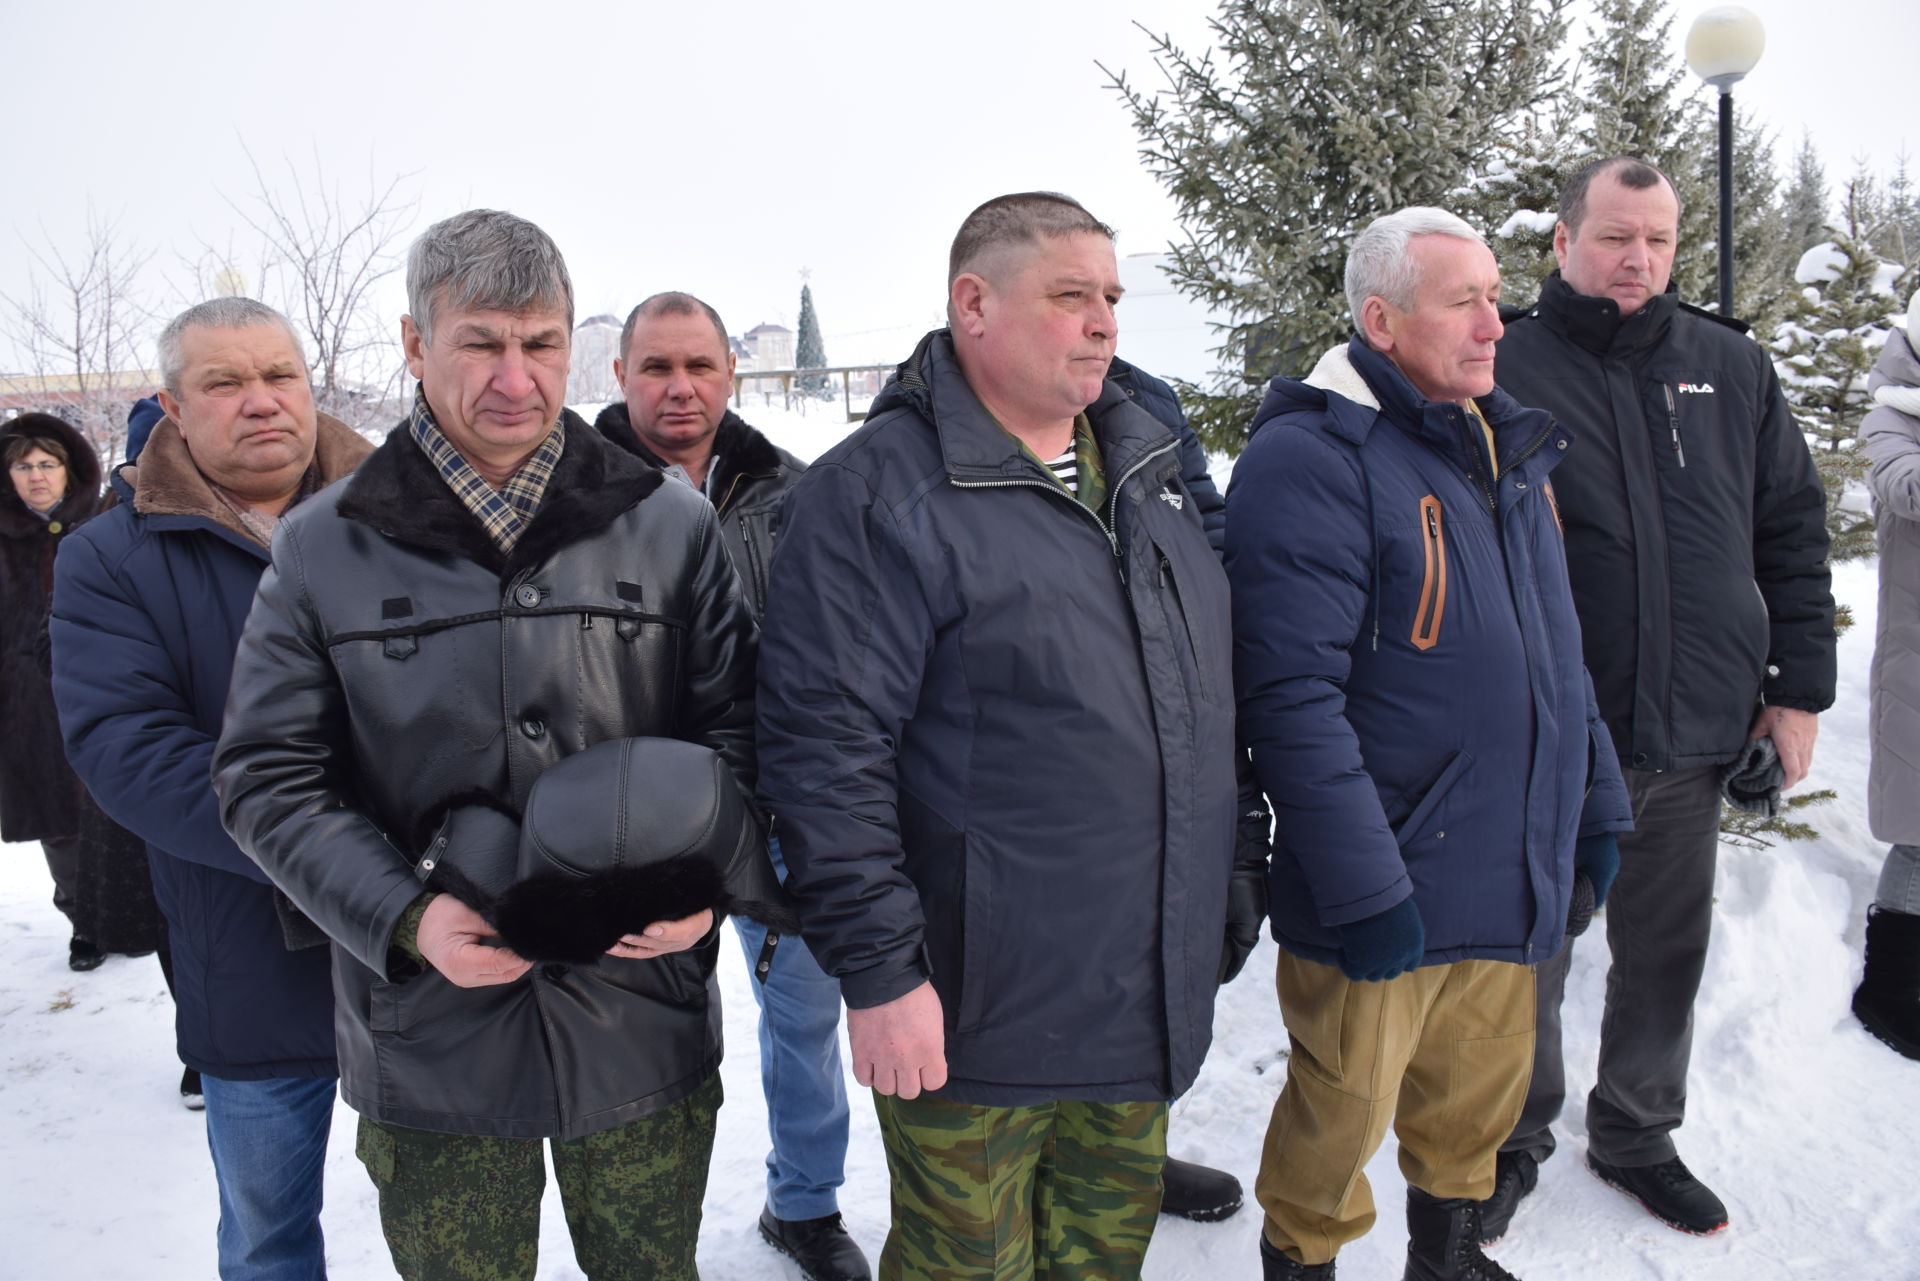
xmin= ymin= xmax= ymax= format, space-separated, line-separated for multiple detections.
xmin=1225 ymin=207 xmax=1632 ymax=1281
xmin=51 ymin=297 xmax=370 ymax=1280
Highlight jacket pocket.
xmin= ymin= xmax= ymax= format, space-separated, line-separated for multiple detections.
xmin=1389 ymin=750 xmax=1473 ymax=849
xmin=1152 ymin=537 xmax=1229 ymax=703
xmin=1412 ymin=495 xmax=1449 ymax=651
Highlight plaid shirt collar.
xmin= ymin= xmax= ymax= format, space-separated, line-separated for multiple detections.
xmin=408 ymin=386 xmax=565 ymax=553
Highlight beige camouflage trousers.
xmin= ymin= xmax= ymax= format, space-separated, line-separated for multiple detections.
xmin=872 ymin=1090 xmax=1168 ymax=1280
xmin=355 ymin=1072 xmax=721 ymax=1281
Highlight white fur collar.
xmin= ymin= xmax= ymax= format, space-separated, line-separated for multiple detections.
xmin=1303 ymin=344 xmax=1381 ymax=410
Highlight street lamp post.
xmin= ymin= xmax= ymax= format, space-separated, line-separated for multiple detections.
xmin=1685 ymin=6 xmax=1766 ymax=318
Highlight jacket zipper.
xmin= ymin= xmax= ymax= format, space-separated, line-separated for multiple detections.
xmin=1413 ymin=497 xmax=1447 ymax=650
xmin=950 ymin=438 xmax=1180 ymax=580
xmin=1458 ymin=412 xmax=1500 ymax=516
xmin=1662 ymin=384 xmax=1688 ymax=468
xmin=1461 ymin=411 xmax=1556 ymax=515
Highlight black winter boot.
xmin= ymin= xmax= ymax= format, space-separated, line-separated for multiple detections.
xmin=1854 ymin=906 xmax=1920 ymax=1060
xmin=1404 ymin=1187 xmax=1520 ymax=1281
xmin=1261 ymin=1235 xmax=1337 ymax=1279
xmin=1474 ymin=1150 xmax=1538 ymax=1245
xmin=1161 ymin=1156 xmax=1245 ymax=1221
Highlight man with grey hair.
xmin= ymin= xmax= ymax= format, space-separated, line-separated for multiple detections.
xmin=52 ymin=295 xmax=370 ymax=1279
xmin=1477 ymin=156 xmax=1832 ymax=1244
xmin=1224 ymin=206 xmax=1630 ymax=1279
xmin=211 ymin=209 xmax=765 ymax=1279
xmin=757 ymin=190 xmax=1244 ymax=1277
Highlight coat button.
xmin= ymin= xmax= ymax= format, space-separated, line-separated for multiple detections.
xmin=521 ymin=718 xmax=545 ymax=739
xmin=1555 ymin=439 xmax=1568 ymax=450
xmin=514 ymin=584 xmax=541 ymax=608
xmin=1513 ymin=480 xmax=1527 ymax=490
xmin=1767 ymin=664 xmax=1781 ymax=677
xmin=1633 ymin=752 xmax=1649 ymax=766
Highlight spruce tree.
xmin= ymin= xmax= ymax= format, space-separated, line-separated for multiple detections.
xmin=1104 ymin=0 xmax=1572 ymax=453
xmin=1723 ymin=110 xmax=1791 ymax=333
xmin=1874 ymin=152 xmax=1919 ymax=274
xmin=1773 ymin=176 xmax=1905 ymax=564
xmin=1457 ymin=105 xmax=1579 ymax=303
xmin=794 ymin=282 xmax=829 ymax=399
xmin=1781 ymin=133 xmax=1830 ymax=260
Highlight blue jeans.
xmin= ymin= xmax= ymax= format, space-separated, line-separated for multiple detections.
xmin=202 ymin=1074 xmax=338 ymax=1280
xmin=732 ymin=838 xmax=850 ymax=1219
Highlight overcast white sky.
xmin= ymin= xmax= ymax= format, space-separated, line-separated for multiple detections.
xmin=2 ymin=0 xmax=1913 ymax=373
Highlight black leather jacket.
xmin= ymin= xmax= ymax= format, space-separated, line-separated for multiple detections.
xmin=594 ymin=405 xmax=806 ymax=616
xmin=213 ymin=414 xmax=760 ymax=1139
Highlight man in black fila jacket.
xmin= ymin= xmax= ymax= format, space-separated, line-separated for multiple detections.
xmin=1479 ymin=156 xmax=1835 ymax=1243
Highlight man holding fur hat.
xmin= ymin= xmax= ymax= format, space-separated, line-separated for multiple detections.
xmin=212 ymin=208 xmax=774 ymax=1281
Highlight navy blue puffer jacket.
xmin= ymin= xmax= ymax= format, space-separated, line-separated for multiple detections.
xmin=1226 ymin=338 xmax=1631 ymax=969
xmin=49 ymin=418 xmax=368 ymax=1079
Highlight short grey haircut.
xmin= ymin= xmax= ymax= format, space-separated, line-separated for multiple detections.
xmin=620 ymin=292 xmax=729 ymax=365
xmin=157 ymin=297 xmax=304 ymax=395
xmin=406 ymin=209 xmax=574 ymax=343
xmin=1345 ymin=207 xmax=1489 ymax=329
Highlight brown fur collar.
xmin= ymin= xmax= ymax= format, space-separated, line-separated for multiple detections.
xmin=125 ymin=413 xmax=372 ymax=546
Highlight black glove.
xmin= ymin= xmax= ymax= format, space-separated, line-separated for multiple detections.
xmin=1220 ymin=753 xmax=1273 ymax=985
xmin=1219 ymin=860 xmax=1268 ymax=984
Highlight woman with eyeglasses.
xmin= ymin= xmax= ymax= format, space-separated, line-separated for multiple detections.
xmin=3 ymin=412 xmax=163 ymax=977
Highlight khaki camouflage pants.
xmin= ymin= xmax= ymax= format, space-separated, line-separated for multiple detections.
xmin=355 ymin=1072 xmax=721 ymax=1281
xmin=872 ymin=1090 xmax=1168 ymax=1280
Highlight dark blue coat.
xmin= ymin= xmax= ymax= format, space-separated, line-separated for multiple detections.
xmin=1226 ymin=339 xmax=1631 ymax=969
xmin=49 ymin=418 xmax=368 ymax=1080
xmin=757 ymin=329 xmax=1238 ymax=1106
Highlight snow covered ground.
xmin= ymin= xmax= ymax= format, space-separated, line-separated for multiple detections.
xmin=2 ymin=399 xmax=1913 ymax=1279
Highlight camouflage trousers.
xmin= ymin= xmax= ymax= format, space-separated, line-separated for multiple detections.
xmin=872 ymin=1090 xmax=1168 ymax=1280
xmin=355 ymin=1072 xmax=721 ymax=1281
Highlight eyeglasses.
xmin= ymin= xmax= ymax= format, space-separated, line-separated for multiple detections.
xmin=10 ymin=461 xmax=65 ymax=475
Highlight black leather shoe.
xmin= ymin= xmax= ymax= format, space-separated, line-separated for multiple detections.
xmin=1587 ymin=1154 xmax=1728 ymax=1235
xmin=758 ymin=1205 xmax=872 ymax=1281
xmin=68 ymin=938 xmax=105 ymax=972
xmin=1475 ymin=1150 xmax=1538 ymax=1245
xmin=1161 ymin=1156 xmax=1244 ymax=1221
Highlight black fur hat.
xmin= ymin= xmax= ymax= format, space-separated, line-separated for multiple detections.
xmin=425 ymin=738 xmax=798 ymax=964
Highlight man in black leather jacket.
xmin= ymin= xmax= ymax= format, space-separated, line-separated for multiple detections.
xmin=213 ymin=210 xmax=761 ymax=1281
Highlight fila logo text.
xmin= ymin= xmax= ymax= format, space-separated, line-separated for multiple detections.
xmin=1676 ymin=382 xmax=1715 ymax=394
